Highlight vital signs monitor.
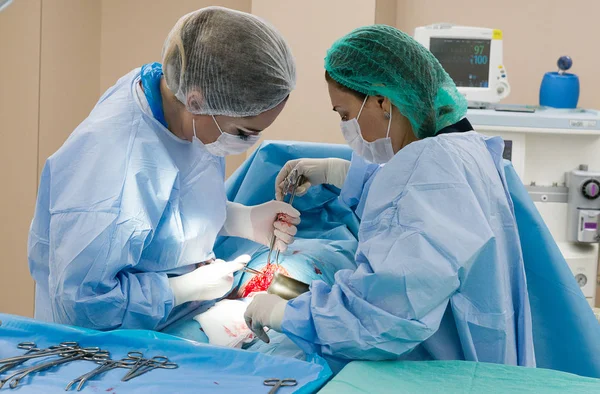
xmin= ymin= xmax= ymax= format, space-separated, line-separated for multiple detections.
xmin=414 ymin=24 xmax=510 ymax=105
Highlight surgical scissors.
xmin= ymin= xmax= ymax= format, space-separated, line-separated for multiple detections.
xmin=264 ymin=378 xmax=298 ymax=393
xmin=267 ymin=168 xmax=305 ymax=265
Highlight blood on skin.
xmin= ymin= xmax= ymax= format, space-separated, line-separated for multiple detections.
xmin=239 ymin=263 xmax=290 ymax=298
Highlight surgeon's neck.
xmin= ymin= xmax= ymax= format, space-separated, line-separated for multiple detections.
xmin=392 ymin=116 xmax=419 ymax=154
xmin=160 ymin=78 xmax=191 ymax=141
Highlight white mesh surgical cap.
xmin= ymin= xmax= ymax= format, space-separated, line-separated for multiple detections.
xmin=162 ymin=6 xmax=296 ymax=117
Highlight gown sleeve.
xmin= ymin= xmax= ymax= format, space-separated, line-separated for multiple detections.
xmin=282 ymin=181 xmax=495 ymax=360
xmin=339 ymin=153 xmax=382 ymax=219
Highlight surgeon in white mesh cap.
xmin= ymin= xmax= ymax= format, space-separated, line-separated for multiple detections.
xmin=28 ymin=6 xmax=298 ymax=330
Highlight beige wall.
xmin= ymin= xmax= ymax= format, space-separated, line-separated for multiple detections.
xmin=396 ymin=0 xmax=600 ymax=109
xmin=250 ymin=0 xmax=376 ymax=149
xmin=0 ymin=0 xmax=102 ymax=317
xmin=375 ymin=0 xmax=397 ymax=26
xmin=99 ymin=0 xmax=252 ymax=92
xmin=0 ymin=0 xmax=41 ymax=317
xmin=39 ymin=0 xmax=101 ymax=175
xmin=99 ymin=0 xmax=252 ymax=177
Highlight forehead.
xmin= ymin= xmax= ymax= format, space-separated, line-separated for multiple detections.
xmin=328 ymin=82 xmax=362 ymax=107
xmin=232 ymin=99 xmax=287 ymax=130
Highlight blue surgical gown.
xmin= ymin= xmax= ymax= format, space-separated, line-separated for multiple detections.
xmin=282 ymin=131 xmax=536 ymax=369
xmin=27 ymin=68 xmax=227 ymax=330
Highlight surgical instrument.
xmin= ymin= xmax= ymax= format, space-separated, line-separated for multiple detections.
xmin=204 ymin=259 xmax=262 ymax=276
xmin=242 ymin=266 xmax=263 ymax=276
xmin=66 ymin=358 xmax=138 ymax=391
xmin=266 ymin=235 xmax=279 ymax=265
xmin=267 ymin=272 xmax=310 ymax=300
xmin=1 ymin=349 xmax=109 ymax=389
xmin=121 ymin=353 xmax=177 ymax=382
xmin=0 ymin=342 xmax=177 ymax=390
xmin=264 ymin=378 xmax=298 ymax=393
xmin=0 ymin=342 xmax=84 ymax=364
xmin=118 ymin=351 xmax=145 ymax=382
xmin=267 ymin=168 xmax=305 ymax=265
xmin=0 ymin=342 xmax=40 ymax=374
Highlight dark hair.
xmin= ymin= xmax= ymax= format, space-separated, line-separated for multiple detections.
xmin=325 ymin=71 xmax=366 ymax=100
xmin=325 ymin=71 xmax=455 ymax=136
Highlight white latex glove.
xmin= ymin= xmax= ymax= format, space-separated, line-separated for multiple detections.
xmin=244 ymin=293 xmax=287 ymax=343
xmin=221 ymin=201 xmax=300 ymax=253
xmin=168 ymin=255 xmax=250 ymax=306
xmin=193 ymin=299 xmax=255 ymax=348
xmin=275 ymin=158 xmax=351 ymax=201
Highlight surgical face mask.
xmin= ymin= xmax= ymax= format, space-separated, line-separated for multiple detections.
xmin=341 ymin=96 xmax=395 ymax=164
xmin=193 ymin=117 xmax=260 ymax=157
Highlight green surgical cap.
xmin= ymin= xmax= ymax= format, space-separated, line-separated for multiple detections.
xmin=325 ymin=25 xmax=467 ymax=139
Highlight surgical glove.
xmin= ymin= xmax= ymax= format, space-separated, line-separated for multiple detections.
xmin=168 ymin=255 xmax=250 ymax=306
xmin=275 ymin=158 xmax=350 ymax=201
xmin=244 ymin=293 xmax=287 ymax=343
xmin=221 ymin=201 xmax=300 ymax=253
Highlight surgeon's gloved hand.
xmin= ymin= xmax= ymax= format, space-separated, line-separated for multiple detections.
xmin=222 ymin=201 xmax=300 ymax=253
xmin=168 ymin=255 xmax=250 ymax=306
xmin=275 ymin=158 xmax=351 ymax=201
xmin=244 ymin=293 xmax=287 ymax=343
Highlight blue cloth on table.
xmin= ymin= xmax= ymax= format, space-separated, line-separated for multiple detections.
xmin=0 ymin=313 xmax=331 ymax=393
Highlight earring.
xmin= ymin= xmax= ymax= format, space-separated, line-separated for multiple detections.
xmin=384 ymin=112 xmax=391 ymax=119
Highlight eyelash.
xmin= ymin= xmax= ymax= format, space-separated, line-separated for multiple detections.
xmin=237 ymin=130 xmax=250 ymax=141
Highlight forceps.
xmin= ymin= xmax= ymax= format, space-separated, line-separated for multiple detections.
xmin=264 ymin=378 xmax=298 ymax=393
xmin=121 ymin=352 xmax=178 ymax=382
xmin=0 ymin=342 xmax=40 ymax=374
xmin=242 ymin=266 xmax=263 ymax=275
xmin=267 ymin=168 xmax=305 ymax=265
xmin=66 ymin=358 xmax=137 ymax=391
xmin=204 ymin=259 xmax=261 ymax=276
xmin=0 ymin=342 xmax=83 ymax=364
xmin=1 ymin=349 xmax=109 ymax=389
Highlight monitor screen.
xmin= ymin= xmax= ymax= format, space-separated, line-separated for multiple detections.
xmin=430 ymin=38 xmax=491 ymax=88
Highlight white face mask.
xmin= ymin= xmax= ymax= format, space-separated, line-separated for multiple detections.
xmin=193 ymin=117 xmax=260 ymax=157
xmin=340 ymin=95 xmax=395 ymax=164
